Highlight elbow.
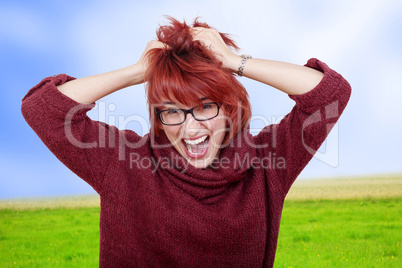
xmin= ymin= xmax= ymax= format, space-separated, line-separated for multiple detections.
xmin=21 ymin=96 xmax=34 ymax=127
xmin=21 ymin=92 xmax=42 ymax=128
xmin=337 ymin=76 xmax=352 ymax=114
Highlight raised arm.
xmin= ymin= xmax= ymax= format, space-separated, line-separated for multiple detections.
xmin=234 ymin=59 xmax=324 ymax=95
xmin=191 ymin=27 xmax=324 ymax=94
xmin=57 ymin=40 xmax=165 ymax=104
xmin=21 ymin=41 xmax=164 ymax=193
xmin=192 ymin=27 xmax=351 ymax=195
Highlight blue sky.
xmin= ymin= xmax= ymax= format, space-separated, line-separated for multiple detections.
xmin=1 ymin=0 xmax=402 ymax=199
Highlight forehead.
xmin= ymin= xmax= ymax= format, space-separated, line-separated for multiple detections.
xmin=159 ymin=97 xmax=210 ymax=108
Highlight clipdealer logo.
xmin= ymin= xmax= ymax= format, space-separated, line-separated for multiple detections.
xmin=63 ymin=100 xmax=342 ymax=167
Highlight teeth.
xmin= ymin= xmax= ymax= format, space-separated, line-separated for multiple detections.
xmin=184 ymin=135 xmax=208 ymax=145
xmin=184 ymin=135 xmax=208 ymax=155
xmin=186 ymin=142 xmax=208 ymax=155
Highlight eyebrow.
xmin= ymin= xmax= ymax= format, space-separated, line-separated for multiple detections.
xmin=162 ymin=97 xmax=208 ymax=105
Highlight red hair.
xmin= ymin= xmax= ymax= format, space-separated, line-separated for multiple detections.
xmin=145 ymin=17 xmax=251 ymax=144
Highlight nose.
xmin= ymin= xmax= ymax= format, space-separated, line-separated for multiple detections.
xmin=182 ymin=113 xmax=204 ymax=136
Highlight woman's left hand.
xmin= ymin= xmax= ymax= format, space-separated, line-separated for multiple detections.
xmin=191 ymin=27 xmax=240 ymax=71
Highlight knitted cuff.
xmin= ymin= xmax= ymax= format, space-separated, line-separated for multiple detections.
xmin=289 ymin=58 xmax=347 ymax=113
xmin=29 ymin=74 xmax=95 ymax=115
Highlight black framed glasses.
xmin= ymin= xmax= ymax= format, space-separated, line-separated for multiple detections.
xmin=155 ymin=102 xmax=220 ymax=126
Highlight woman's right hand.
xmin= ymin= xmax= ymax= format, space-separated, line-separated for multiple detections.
xmin=136 ymin=40 xmax=166 ymax=81
xmin=56 ymin=41 xmax=166 ymax=104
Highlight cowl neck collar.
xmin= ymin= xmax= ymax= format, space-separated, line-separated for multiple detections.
xmin=150 ymin=131 xmax=256 ymax=200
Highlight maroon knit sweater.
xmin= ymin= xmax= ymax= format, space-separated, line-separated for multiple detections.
xmin=21 ymin=59 xmax=351 ymax=267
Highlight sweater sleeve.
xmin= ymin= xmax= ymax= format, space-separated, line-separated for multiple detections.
xmin=254 ymin=58 xmax=351 ymax=195
xmin=21 ymin=74 xmax=142 ymax=194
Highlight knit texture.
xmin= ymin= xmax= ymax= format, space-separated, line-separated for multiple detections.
xmin=21 ymin=59 xmax=351 ymax=267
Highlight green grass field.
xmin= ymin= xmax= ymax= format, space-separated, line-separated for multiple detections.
xmin=277 ymin=199 xmax=400 ymax=267
xmin=0 ymin=174 xmax=401 ymax=267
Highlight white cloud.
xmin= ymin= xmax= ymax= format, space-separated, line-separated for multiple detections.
xmin=279 ymin=0 xmax=399 ymax=63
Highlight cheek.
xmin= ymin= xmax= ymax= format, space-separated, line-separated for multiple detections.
xmin=211 ymin=119 xmax=228 ymax=141
xmin=213 ymin=111 xmax=228 ymax=132
xmin=162 ymin=125 xmax=182 ymax=141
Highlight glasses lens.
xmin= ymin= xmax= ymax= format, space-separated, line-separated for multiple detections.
xmin=160 ymin=109 xmax=185 ymax=125
xmin=193 ymin=103 xmax=219 ymax=120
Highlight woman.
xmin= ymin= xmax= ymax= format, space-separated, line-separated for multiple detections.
xmin=22 ymin=18 xmax=351 ymax=267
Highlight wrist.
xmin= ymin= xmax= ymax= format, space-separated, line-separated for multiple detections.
xmin=225 ymin=54 xmax=242 ymax=73
xmin=237 ymin=54 xmax=252 ymax=77
xmin=125 ymin=63 xmax=146 ymax=86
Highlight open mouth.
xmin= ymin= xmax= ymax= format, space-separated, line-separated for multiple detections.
xmin=182 ymin=135 xmax=209 ymax=159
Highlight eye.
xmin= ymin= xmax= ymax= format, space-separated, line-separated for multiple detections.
xmin=203 ymin=103 xmax=213 ymax=109
xmin=166 ymin=109 xmax=180 ymax=115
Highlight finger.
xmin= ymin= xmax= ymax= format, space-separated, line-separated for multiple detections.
xmin=190 ymin=27 xmax=207 ymax=37
xmin=191 ymin=27 xmax=206 ymax=32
